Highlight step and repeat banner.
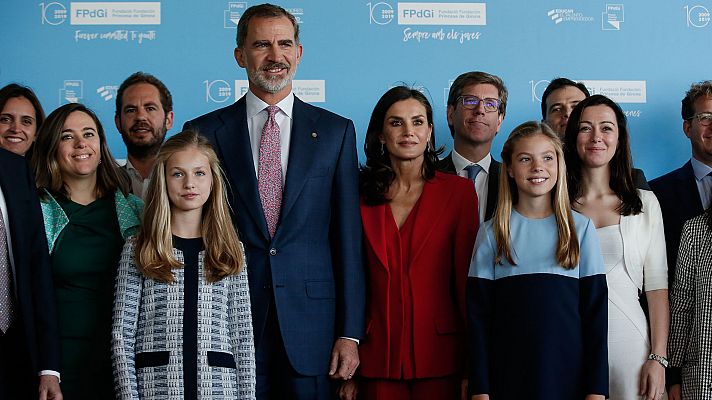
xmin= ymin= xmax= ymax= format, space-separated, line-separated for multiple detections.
xmin=1 ymin=1 xmax=710 ymax=178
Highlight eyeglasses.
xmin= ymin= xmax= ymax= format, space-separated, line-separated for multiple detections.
xmin=456 ymin=96 xmax=501 ymax=113
xmin=686 ymin=112 xmax=712 ymax=127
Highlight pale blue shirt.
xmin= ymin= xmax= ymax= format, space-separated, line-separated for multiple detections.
xmin=690 ymin=157 xmax=712 ymax=210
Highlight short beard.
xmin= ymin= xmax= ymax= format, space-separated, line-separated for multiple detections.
xmin=248 ymin=63 xmax=295 ymax=94
xmin=121 ymin=124 xmax=167 ymax=160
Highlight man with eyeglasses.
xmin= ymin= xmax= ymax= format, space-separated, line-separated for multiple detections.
xmin=439 ymin=71 xmax=507 ymax=223
xmin=650 ymin=80 xmax=712 ymax=399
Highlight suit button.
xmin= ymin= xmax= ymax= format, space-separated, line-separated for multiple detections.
xmin=269 ymin=248 xmax=277 ymax=256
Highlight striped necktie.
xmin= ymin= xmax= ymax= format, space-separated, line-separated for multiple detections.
xmin=0 ymin=210 xmax=13 ymax=333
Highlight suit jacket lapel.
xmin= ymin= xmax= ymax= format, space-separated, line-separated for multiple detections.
xmin=361 ymin=203 xmax=389 ymax=270
xmin=680 ymin=160 xmax=704 ymax=215
xmin=215 ymin=98 xmax=269 ymax=239
xmin=408 ymin=176 xmax=448 ymax=263
xmin=439 ymin=152 xmax=456 ymax=173
xmin=485 ymin=160 xmax=500 ymax=221
xmin=279 ymin=97 xmax=319 ymax=225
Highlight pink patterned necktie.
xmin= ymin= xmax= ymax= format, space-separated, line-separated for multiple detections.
xmin=258 ymin=105 xmax=283 ymax=237
xmin=0 ymin=210 xmax=13 ymax=333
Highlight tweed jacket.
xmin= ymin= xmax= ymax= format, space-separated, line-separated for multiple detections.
xmin=112 ymin=238 xmax=256 ymax=399
xmin=39 ymin=189 xmax=143 ymax=253
xmin=668 ymin=213 xmax=712 ymax=400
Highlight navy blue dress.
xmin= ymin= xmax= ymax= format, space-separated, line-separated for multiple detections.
xmin=467 ymin=210 xmax=609 ymax=399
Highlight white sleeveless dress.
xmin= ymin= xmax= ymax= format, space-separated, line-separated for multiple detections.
xmin=597 ymin=224 xmax=658 ymax=400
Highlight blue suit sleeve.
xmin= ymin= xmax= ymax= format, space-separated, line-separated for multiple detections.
xmin=25 ymin=162 xmax=61 ymax=373
xmin=330 ymin=119 xmax=365 ymax=339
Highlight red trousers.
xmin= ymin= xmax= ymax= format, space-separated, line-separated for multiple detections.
xmin=360 ymin=375 xmax=461 ymax=400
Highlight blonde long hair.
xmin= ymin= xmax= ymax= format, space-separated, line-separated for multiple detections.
xmin=135 ymin=130 xmax=244 ymax=283
xmin=493 ymin=121 xmax=580 ymax=269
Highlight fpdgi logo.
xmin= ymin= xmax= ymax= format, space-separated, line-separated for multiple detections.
xmin=39 ymin=2 xmax=68 ymax=25
xmin=224 ymin=2 xmax=246 ymax=29
xmin=685 ymin=5 xmax=710 ymax=27
xmin=602 ymin=4 xmax=624 ymax=30
xmin=59 ymin=80 xmax=83 ymax=105
xmin=96 ymin=85 xmax=118 ymax=101
xmin=367 ymin=1 xmax=394 ymax=25
xmin=204 ymin=80 xmax=232 ymax=103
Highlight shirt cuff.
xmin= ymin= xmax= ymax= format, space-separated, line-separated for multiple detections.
xmin=339 ymin=336 xmax=360 ymax=345
xmin=39 ymin=370 xmax=61 ymax=382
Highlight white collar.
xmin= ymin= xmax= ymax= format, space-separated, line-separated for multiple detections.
xmin=451 ymin=149 xmax=491 ymax=175
xmin=245 ymin=90 xmax=295 ymax=119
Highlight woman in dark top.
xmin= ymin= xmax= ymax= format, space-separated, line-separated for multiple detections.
xmin=30 ymin=103 xmax=142 ymax=399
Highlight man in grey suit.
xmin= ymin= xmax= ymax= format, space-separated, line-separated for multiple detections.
xmin=439 ymin=71 xmax=507 ymax=222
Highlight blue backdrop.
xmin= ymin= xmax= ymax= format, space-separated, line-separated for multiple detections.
xmin=2 ymin=0 xmax=709 ymax=179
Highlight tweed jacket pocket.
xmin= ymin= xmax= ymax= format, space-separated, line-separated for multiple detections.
xmin=207 ymin=351 xmax=237 ymax=369
xmin=135 ymin=351 xmax=170 ymax=368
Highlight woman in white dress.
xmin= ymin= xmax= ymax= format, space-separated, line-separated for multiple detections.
xmin=563 ymin=94 xmax=669 ymax=400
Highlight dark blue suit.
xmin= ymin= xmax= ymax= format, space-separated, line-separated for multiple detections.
xmin=185 ymin=95 xmax=365 ymax=397
xmin=650 ymin=160 xmax=703 ymax=289
xmin=0 ymin=148 xmax=59 ymax=398
xmin=650 ymin=160 xmax=704 ymax=388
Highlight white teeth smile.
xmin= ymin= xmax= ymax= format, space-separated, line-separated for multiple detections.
xmin=5 ymin=137 xmax=22 ymax=143
xmin=529 ymin=178 xmax=546 ymax=183
xmin=73 ymin=154 xmax=90 ymax=159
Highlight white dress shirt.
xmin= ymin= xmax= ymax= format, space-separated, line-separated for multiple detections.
xmin=125 ymin=159 xmax=150 ymax=201
xmin=451 ymin=150 xmax=491 ymax=223
xmin=243 ymin=90 xmax=358 ymax=345
xmin=245 ymin=90 xmax=294 ymax=181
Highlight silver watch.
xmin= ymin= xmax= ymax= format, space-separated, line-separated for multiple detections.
xmin=648 ymin=353 xmax=669 ymax=368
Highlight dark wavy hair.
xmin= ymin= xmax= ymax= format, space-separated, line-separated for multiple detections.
xmin=360 ymin=86 xmax=442 ymax=205
xmin=0 ymin=83 xmax=46 ymax=158
xmin=31 ymin=103 xmax=129 ymax=200
xmin=115 ymin=71 xmax=173 ymax=116
xmin=563 ymin=94 xmax=642 ymax=216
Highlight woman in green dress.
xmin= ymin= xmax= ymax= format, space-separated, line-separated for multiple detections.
xmin=30 ymin=103 xmax=142 ymax=399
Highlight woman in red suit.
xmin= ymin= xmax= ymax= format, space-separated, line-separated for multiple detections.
xmin=339 ymin=86 xmax=479 ymax=400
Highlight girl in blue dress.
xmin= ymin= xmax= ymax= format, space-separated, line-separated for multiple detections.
xmin=467 ymin=121 xmax=608 ymax=400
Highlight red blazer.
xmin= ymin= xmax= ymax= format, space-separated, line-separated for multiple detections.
xmin=359 ymin=171 xmax=479 ymax=378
